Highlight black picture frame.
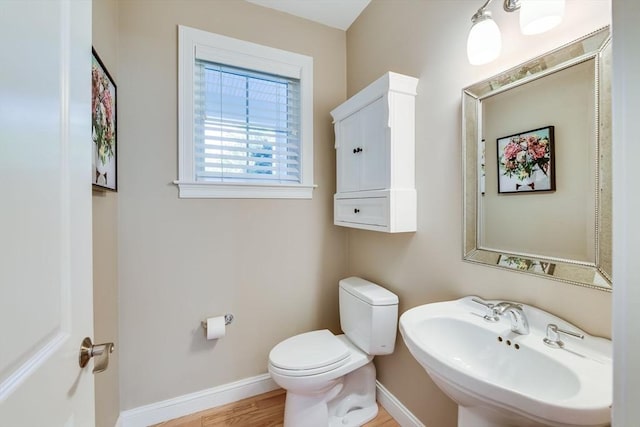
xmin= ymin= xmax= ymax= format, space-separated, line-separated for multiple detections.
xmin=496 ymin=125 xmax=555 ymax=194
xmin=91 ymin=48 xmax=117 ymax=191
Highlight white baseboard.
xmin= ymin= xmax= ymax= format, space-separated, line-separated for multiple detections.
xmin=117 ymin=374 xmax=421 ymax=427
xmin=118 ymin=373 xmax=279 ymax=427
xmin=376 ymin=381 xmax=425 ymax=427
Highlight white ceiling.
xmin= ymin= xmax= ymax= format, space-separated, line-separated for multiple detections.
xmin=245 ymin=0 xmax=371 ymax=31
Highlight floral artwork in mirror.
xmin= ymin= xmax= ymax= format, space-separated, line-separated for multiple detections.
xmin=497 ymin=126 xmax=555 ymax=193
xmin=92 ymin=48 xmax=117 ymax=191
xmin=497 ymin=255 xmax=555 ymax=275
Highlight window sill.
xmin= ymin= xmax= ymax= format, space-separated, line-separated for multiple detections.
xmin=173 ymin=181 xmax=315 ymax=199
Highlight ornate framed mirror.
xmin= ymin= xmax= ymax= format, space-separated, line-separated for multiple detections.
xmin=462 ymin=27 xmax=611 ymax=291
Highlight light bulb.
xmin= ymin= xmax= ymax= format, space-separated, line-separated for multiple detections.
xmin=519 ymin=0 xmax=565 ymax=35
xmin=467 ymin=14 xmax=502 ymax=65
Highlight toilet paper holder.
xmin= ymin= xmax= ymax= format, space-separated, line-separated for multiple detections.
xmin=201 ymin=313 xmax=234 ymax=330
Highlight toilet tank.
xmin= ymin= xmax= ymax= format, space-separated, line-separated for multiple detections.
xmin=339 ymin=277 xmax=399 ymax=355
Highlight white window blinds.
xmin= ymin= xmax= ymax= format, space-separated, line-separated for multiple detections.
xmin=194 ymin=60 xmax=302 ymax=183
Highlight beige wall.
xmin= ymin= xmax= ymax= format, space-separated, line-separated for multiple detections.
xmin=116 ymin=0 xmax=348 ymax=410
xmin=346 ymin=1 xmax=611 ymax=425
xmin=482 ymin=60 xmax=596 ymax=262
xmin=92 ymin=0 xmax=120 ymax=426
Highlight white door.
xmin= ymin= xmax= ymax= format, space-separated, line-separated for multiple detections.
xmin=0 ymin=0 xmax=95 ymax=426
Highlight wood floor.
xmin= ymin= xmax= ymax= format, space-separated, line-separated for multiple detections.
xmin=152 ymin=388 xmax=399 ymax=427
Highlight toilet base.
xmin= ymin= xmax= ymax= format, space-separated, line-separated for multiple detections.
xmin=328 ymin=361 xmax=378 ymax=427
xmin=283 ymin=384 xmax=341 ymax=427
xmin=328 ymin=405 xmax=378 ymax=427
xmin=282 ymin=362 xmax=378 ymax=427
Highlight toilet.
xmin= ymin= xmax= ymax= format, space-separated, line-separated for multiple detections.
xmin=268 ymin=277 xmax=399 ymax=427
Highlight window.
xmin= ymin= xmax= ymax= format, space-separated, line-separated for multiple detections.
xmin=177 ymin=26 xmax=314 ymax=198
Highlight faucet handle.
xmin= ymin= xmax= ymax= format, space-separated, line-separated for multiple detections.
xmin=471 ymin=297 xmax=493 ymax=308
xmin=543 ymin=323 xmax=584 ymax=348
xmin=471 ymin=297 xmax=499 ymax=322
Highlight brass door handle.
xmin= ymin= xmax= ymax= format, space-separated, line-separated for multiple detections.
xmin=79 ymin=337 xmax=115 ymax=374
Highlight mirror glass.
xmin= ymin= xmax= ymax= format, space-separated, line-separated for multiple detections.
xmin=462 ymin=27 xmax=611 ymax=291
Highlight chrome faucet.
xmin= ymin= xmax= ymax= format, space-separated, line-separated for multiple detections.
xmin=471 ymin=297 xmax=499 ymax=322
xmin=471 ymin=298 xmax=530 ymax=335
xmin=493 ymin=302 xmax=530 ymax=335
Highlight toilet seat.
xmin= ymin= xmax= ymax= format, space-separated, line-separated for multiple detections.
xmin=269 ymin=330 xmax=351 ymax=377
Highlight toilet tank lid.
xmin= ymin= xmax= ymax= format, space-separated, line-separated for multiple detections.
xmin=339 ymin=277 xmax=399 ymax=306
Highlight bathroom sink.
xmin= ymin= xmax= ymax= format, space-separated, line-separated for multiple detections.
xmin=399 ymin=296 xmax=612 ymax=427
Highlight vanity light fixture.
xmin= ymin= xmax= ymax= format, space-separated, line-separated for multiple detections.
xmin=467 ymin=3 xmax=502 ymax=65
xmin=467 ymin=0 xmax=565 ymax=65
xmin=519 ymin=0 xmax=565 ymax=35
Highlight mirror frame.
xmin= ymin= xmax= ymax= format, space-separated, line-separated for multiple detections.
xmin=462 ymin=27 xmax=612 ymax=291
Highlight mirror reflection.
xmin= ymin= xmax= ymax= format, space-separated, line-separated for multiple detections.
xmin=462 ymin=27 xmax=611 ymax=290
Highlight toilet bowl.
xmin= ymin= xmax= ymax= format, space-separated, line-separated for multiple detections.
xmin=269 ymin=332 xmax=376 ymax=427
xmin=268 ymin=277 xmax=399 ymax=427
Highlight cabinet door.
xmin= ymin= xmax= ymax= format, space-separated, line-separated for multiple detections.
xmin=359 ymin=97 xmax=388 ymax=191
xmin=336 ymin=111 xmax=361 ymax=193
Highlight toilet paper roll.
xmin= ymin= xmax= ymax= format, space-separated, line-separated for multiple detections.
xmin=205 ymin=316 xmax=226 ymax=340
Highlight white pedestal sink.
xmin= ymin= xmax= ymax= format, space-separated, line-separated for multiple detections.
xmin=399 ymin=296 xmax=612 ymax=427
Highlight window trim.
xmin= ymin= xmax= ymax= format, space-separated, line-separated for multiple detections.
xmin=176 ymin=25 xmax=314 ymax=199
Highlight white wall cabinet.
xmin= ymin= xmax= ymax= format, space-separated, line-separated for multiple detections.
xmin=330 ymin=72 xmax=418 ymax=232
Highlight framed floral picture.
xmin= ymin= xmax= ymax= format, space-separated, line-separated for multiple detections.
xmin=497 ymin=126 xmax=555 ymax=194
xmin=92 ymin=48 xmax=117 ymax=191
xmin=497 ymin=255 xmax=556 ymax=275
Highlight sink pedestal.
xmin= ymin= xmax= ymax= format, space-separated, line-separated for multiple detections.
xmin=459 ymin=407 xmax=494 ymax=427
xmin=459 ymin=407 xmax=506 ymax=427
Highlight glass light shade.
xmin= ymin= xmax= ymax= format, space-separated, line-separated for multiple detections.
xmin=467 ymin=17 xmax=502 ymax=65
xmin=519 ymin=0 xmax=565 ymax=35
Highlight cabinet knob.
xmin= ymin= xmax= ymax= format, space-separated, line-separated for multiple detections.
xmin=354 ymin=208 xmax=360 ymax=214
xmin=352 ymin=147 xmax=363 ymax=154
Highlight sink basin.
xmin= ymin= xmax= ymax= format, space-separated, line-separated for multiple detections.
xmin=399 ymin=296 xmax=612 ymax=427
